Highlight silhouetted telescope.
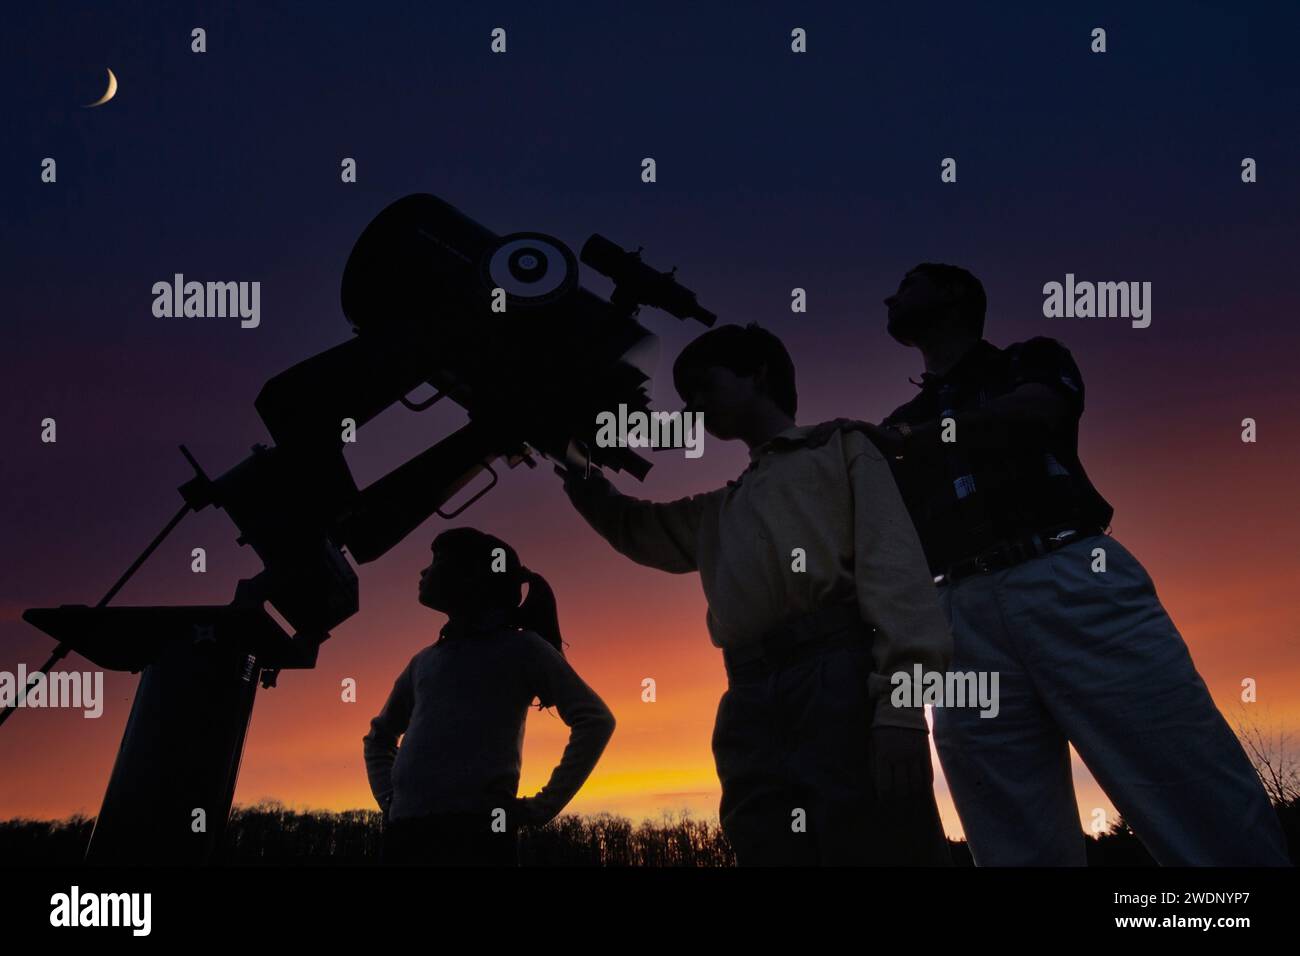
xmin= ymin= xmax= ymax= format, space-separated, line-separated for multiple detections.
xmin=14 ymin=193 xmax=715 ymax=863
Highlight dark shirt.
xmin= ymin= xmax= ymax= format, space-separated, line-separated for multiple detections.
xmin=881 ymin=337 xmax=1113 ymax=575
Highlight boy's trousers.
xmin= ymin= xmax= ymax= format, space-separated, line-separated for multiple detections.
xmin=932 ymin=533 xmax=1290 ymax=866
xmin=713 ymin=612 xmax=951 ymax=866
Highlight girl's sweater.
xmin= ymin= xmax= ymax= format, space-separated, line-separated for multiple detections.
xmin=364 ymin=617 xmax=615 ymax=825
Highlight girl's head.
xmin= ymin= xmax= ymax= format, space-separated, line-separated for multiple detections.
xmin=419 ymin=527 xmax=563 ymax=655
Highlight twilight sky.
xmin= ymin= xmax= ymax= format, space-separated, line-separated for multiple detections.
xmin=2 ymin=1 xmax=1298 ymax=834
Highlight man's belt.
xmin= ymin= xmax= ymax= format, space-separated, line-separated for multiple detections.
xmin=722 ymin=603 xmax=870 ymax=681
xmin=935 ymin=524 xmax=1105 ymax=586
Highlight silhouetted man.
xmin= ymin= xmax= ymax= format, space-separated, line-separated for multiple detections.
xmin=870 ymin=262 xmax=1289 ymax=866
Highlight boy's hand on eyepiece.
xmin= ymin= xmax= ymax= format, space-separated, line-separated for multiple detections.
xmin=870 ymin=725 xmax=933 ymax=802
xmin=553 ymin=463 xmax=611 ymax=498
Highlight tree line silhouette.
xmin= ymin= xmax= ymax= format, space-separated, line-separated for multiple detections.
xmin=3 ymin=796 xmax=1296 ymax=866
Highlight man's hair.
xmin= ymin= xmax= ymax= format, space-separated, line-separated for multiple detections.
xmin=908 ymin=262 xmax=986 ymax=337
xmin=671 ymin=322 xmax=798 ymax=417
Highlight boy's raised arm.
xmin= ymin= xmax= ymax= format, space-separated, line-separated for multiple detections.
xmin=557 ymin=466 xmax=716 ymax=574
xmin=844 ymin=431 xmax=954 ymax=732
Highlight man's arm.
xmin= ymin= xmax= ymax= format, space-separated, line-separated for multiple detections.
xmin=880 ymin=337 xmax=1085 ymax=460
xmin=885 ymin=384 xmax=1070 ymax=462
xmin=557 ymin=466 xmax=717 ymax=574
xmin=515 ymin=635 xmax=616 ymax=826
xmin=362 ymin=656 xmax=417 ymax=817
xmin=845 ymin=431 xmax=954 ymax=731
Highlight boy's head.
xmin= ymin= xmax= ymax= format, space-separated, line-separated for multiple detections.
xmin=671 ymin=323 xmax=797 ymax=441
xmin=884 ymin=263 xmax=985 ymax=348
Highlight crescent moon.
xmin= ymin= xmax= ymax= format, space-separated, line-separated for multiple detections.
xmin=85 ymin=68 xmax=117 ymax=108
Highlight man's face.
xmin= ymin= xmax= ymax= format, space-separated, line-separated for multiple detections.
xmin=884 ymin=270 xmax=949 ymax=346
xmin=680 ymin=365 xmax=762 ymax=441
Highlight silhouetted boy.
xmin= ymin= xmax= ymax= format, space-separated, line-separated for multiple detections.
xmin=559 ymin=323 xmax=952 ymax=865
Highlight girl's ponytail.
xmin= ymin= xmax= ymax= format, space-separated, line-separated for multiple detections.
xmin=515 ymin=567 xmax=564 ymax=657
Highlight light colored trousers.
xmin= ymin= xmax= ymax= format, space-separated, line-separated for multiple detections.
xmin=932 ymin=534 xmax=1290 ymax=866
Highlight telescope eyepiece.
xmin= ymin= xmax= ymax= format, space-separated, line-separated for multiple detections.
xmin=580 ymin=234 xmax=715 ymax=326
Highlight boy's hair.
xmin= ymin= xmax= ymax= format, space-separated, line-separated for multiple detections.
xmin=671 ymin=322 xmax=798 ymax=417
xmin=906 ymin=262 xmax=986 ymax=337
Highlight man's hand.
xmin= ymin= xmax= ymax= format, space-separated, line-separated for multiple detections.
xmin=870 ymin=725 xmax=933 ymax=802
xmin=862 ymin=423 xmax=907 ymax=459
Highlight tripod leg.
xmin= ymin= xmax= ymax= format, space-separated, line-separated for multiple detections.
xmin=85 ymin=623 xmax=260 ymax=866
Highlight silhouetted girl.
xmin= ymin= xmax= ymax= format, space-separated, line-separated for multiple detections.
xmin=364 ymin=527 xmax=615 ymax=865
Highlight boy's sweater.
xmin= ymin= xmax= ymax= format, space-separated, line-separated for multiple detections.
xmin=363 ymin=618 xmax=615 ymax=824
xmin=564 ymin=420 xmax=952 ymax=731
